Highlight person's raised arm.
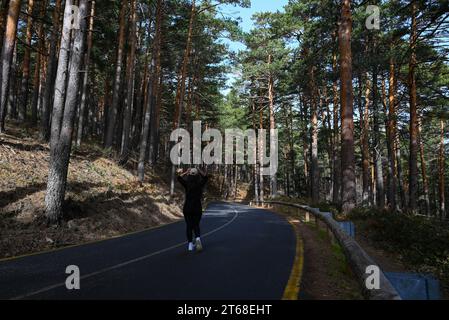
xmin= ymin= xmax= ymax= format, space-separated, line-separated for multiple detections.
xmin=198 ymin=167 xmax=207 ymax=177
xmin=177 ymin=168 xmax=189 ymax=188
xmin=198 ymin=167 xmax=208 ymax=186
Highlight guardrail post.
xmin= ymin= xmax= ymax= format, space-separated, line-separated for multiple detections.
xmin=305 ymin=211 xmax=310 ymax=223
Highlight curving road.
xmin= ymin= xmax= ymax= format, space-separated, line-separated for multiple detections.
xmin=0 ymin=202 xmax=297 ymax=300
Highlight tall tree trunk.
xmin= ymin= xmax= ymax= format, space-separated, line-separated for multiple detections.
xmin=252 ymin=99 xmax=259 ymax=203
xmin=45 ymin=0 xmax=88 ymax=222
xmin=331 ymin=40 xmax=341 ymax=204
xmin=31 ymin=0 xmax=47 ymax=125
xmin=408 ymin=0 xmax=419 ymax=213
xmin=75 ymin=0 xmax=95 ymax=147
xmin=0 ymin=0 xmax=22 ymax=133
xmin=310 ymin=67 xmax=319 ymax=204
xmin=132 ymin=44 xmax=149 ymax=148
xmin=0 ymin=0 xmax=9 ymax=49
xmin=40 ymin=0 xmax=63 ymax=141
xmin=396 ymin=137 xmax=407 ymax=209
xmin=119 ymin=0 xmax=136 ymax=163
xmin=300 ymin=93 xmax=310 ymax=198
xmin=361 ymin=72 xmax=371 ymax=205
xmin=259 ymin=105 xmax=264 ymax=202
xmin=286 ymin=101 xmax=296 ymax=197
xmin=170 ymin=0 xmax=196 ymax=196
xmin=418 ymin=120 xmax=430 ymax=215
xmin=18 ymin=0 xmax=35 ymax=122
xmin=387 ymin=55 xmax=397 ymax=210
xmin=372 ymin=70 xmax=384 ymax=208
xmin=439 ymin=120 xmax=445 ymax=219
xmin=138 ymin=0 xmax=163 ymax=182
xmin=268 ymin=54 xmax=277 ymax=197
xmin=339 ymin=0 xmax=356 ymax=213
xmin=148 ymin=4 xmax=164 ymax=166
xmin=7 ymin=43 xmax=18 ymax=119
xmin=48 ymin=1 xmax=72 ymax=150
xmin=104 ymin=0 xmax=127 ymax=149
xmin=289 ymin=103 xmax=297 ymax=196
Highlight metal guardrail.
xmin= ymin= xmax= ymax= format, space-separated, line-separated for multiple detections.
xmin=251 ymin=200 xmax=402 ymax=300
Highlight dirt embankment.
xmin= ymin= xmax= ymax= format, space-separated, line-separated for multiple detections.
xmin=0 ymin=124 xmax=183 ymax=259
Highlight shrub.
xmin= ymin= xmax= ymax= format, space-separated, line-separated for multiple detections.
xmin=350 ymin=207 xmax=449 ymax=291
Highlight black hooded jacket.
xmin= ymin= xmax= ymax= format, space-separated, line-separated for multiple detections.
xmin=177 ymin=173 xmax=208 ymax=215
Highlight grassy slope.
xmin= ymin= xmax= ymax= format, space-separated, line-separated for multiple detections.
xmin=0 ymin=124 xmax=183 ymax=259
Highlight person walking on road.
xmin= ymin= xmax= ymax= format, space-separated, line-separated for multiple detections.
xmin=177 ymin=167 xmax=208 ymax=252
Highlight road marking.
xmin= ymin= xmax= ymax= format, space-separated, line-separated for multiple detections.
xmin=281 ymin=218 xmax=304 ymax=300
xmin=0 ymin=219 xmax=183 ymax=263
xmin=11 ymin=205 xmax=239 ymax=300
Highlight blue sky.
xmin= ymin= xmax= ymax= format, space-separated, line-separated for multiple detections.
xmin=217 ymin=0 xmax=289 ymax=92
xmin=218 ymin=0 xmax=289 ymax=52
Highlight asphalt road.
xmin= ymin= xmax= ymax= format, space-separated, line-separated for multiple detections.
xmin=0 ymin=202 xmax=296 ymax=300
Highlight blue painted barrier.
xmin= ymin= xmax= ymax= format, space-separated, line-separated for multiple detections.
xmin=338 ymin=221 xmax=355 ymax=238
xmin=384 ymin=272 xmax=440 ymax=300
xmin=321 ymin=212 xmax=333 ymax=219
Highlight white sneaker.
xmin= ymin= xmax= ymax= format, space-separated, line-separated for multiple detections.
xmin=195 ymin=237 xmax=203 ymax=251
xmin=188 ymin=242 xmax=195 ymax=252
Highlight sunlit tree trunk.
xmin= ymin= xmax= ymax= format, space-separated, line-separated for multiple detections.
xmin=289 ymin=103 xmax=297 ymax=195
xmin=310 ymin=67 xmax=319 ymax=204
xmin=138 ymin=0 xmax=164 ymax=182
xmin=31 ymin=0 xmax=47 ymax=125
xmin=396 ymin=137 xmax=407 ymax=209
xmin=418 ymin=120 xmax=430 ymax=215
xmin=76 ymin=0 xmax=95 ymax=147
xmin=372 ymin=70 xmax=384 ymax=208
xmin=259 ymin=105 xmax=264 ymax=202
xmin=361 ymin=72 xmax=371 ymax=205
xmin=104 ymin=0 xmax=127 ymax=149
xmin=268 ymin=54 xmax=277 ymax=197
xmin=323 ymin=88 xmax=332 ymax=200
xmin=45 ymin=0 xmax=88 ymax=222
xmin=387 ymin=55 xmax=397 ymax=210
xmin=0 ymin=0 xmax=22 ymax=133
xmin=40 ymin=0 xmax=63 ymax=141
xmin=339 ymin=0 xmax=356 ymax=213
xmin=170 ymin=0 xmax=196 ymax=195
xmin=18 ymin=0 xmax=35 ymax=122
xmin=120 ymin=0 xmax=136 ymax=163
xmin=7 ymin=43 xmax=18 ymax=119
xmin=252 ymin=99 xmax=259 ymax=203
xmin=300 ymin=93 xmax=310 ymax=198
xmin=148 ymin=10 xmax=164 ymax=166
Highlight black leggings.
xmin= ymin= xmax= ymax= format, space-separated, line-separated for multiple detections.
xmin=184 ymin=212 xmax=202 ymax=242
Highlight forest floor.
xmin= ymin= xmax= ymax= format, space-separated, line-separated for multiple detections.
xmin=0 ymin=123 xmax=183 ymax=260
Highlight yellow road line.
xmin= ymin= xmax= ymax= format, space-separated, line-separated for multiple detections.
xmin=282 ymin=220 xmax=304 ymax=300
